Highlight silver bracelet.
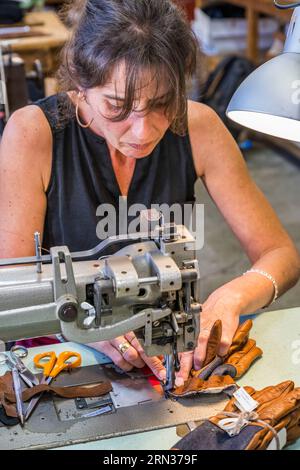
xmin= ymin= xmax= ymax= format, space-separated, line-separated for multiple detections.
xmin=243 ymin=268 xmax=279 ymax=307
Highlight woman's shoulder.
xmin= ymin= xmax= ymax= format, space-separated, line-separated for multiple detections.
xmin=187 ymin=100 xmax=221 ymax=132
xmin=5 ymin=92 xmax=70 ymax=138
xmin=187 ymin=100 xmax=231 ymax=177
xmin=1 ymin=104 xmax=53 ymax=192
xmin=4 ymin=104 xmax=52 ymax=148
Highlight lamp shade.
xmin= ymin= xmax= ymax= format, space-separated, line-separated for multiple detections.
xmin=226 ymin=7 xmax=300 ymax=143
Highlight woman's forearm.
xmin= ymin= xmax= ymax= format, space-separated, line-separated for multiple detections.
xmin=207 ymin=245 xmax=300 ymax=316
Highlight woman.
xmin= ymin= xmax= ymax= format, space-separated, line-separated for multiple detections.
xmin=0 ymin=0 xmax=299 ymax=386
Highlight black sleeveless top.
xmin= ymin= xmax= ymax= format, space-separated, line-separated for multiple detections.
xmin=35 ymin=93 xmax=198 ymax=252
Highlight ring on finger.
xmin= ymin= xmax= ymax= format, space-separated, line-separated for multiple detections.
xmin=118 ymin=341 xmax=131 ymax=355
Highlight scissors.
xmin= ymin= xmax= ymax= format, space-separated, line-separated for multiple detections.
xmin=11 ymin=367 xmax=25 ymax=426
xmin=25 ymin=350 xmax=81 ymax=420
xmin=34 ymin=350 xmax=82 ymax=383
xmin=0 ymin=350 xmax=36 ymax=426
xmin=0 ymin=351 xmax=32 ymax=386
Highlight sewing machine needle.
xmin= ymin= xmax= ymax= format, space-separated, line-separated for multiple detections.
xmin=164 ymin=353 xmax=175 ymax=392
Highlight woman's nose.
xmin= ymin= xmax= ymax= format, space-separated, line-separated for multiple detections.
xmin=130 ymin=114 xmax=153 ymax=141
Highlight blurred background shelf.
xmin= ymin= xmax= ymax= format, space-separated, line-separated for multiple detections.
xmin=196 ymin=0 xmax=292 ymax=62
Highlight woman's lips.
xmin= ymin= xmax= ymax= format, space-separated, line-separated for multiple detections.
xmin=127 ymin=142 xmax=152 ymax=151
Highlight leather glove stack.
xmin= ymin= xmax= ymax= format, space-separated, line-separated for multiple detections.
xmin=173 ymin=380 xmax=300 ymax=450
xmin=170 ymin=319 xmax=262 ymax=397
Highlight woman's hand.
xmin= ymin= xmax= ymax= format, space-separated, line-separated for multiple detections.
xmin=175 ymin=287 xmax=241 ymax=386
xmin=89 ymin=332 xmax=167 ymax=382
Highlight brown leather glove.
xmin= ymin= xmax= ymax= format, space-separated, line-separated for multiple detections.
xmin=170 ymin=319 xmax=262 ymax=397
xmin=0 ymin=371 xmax=112 ymax=419
xmin=220 ymin=380 xmax=300 ymax=449
xmin=173 ymin=381 xmax=300 ymax=450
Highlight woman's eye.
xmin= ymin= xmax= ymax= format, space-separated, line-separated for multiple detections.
xmin=107 ymin=102 xmax=122 ymax=112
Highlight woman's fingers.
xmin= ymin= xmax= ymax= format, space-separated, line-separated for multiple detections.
xmin=175 ymin=351 xmax=193 ymax=387
xmin=90 ymin=333 xmax=166 ymax=380
xmin=142 ymin=354 xmax=166 ymax=382
xmin=111 ymin=336 xmax=145 ymax=369
xmin=124 ymin=332 xmax=145 ymax=355
xmin=125 ymin=332 xmax=166 ymax=381
xmin=217 ymin=317 xmax=239 ymax=357
xmin=93 ymin=340 xmax=134 ymax=372
xmin=194 ymin=314 xmax=240 ymax=369
xmin=217 ymin=335 xmax=233 ymax=357
xmin=193 ymin=327 xmax=212 ymax=370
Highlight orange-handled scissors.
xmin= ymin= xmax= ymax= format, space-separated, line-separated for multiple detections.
xmin=34 ymin=351 xmax=82 ymax=383
xmin=25 ymin=351 xmax=82 ymax=421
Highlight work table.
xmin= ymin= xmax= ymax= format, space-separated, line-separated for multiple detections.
xmin=0 ymin=306 xmax=299 ymax=450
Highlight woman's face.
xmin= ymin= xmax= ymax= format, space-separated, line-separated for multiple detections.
xmin=84 ymin=63 xmax=172 ymax=159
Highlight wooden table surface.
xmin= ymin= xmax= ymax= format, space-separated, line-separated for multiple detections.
xmin=1 ymin=10 xmax=69 ymax=73
xmin=5 ymin=10 xmax=69 ymax=52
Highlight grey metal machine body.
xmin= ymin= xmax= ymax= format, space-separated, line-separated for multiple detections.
xmin=0 ymin=224 xmax=201 ymax=390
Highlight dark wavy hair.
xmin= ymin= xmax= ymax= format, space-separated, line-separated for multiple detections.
xmin=58 ymin=0 xmax=200 ymax=135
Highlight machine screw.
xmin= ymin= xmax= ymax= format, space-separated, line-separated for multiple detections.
xmin=58 ymin=303 xmax=78 ymax=322
xmin=187 ymin=342 xmax=194 ymax=350
xmin=187 ymin=327 xmax=194 ymax=333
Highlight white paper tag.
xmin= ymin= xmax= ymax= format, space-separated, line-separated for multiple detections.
xmin=233 ymin=387 xmax=259 ymax=413
xmin=266 ymin=428 xmax=287 ymax=450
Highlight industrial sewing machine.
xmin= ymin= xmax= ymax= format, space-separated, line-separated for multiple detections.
xmin=0 ymin=213 xmax=233 ymax=450
xmin=0 ymin=213 xmax=201 ymax=393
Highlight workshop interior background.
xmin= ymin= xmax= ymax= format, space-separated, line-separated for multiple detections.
xmin=0 ymin=0 xmax=299 ymax=311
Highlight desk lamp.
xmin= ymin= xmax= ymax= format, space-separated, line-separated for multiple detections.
xmin=226 ymin=1 xmax=300 ymax=142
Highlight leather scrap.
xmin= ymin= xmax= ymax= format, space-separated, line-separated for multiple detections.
xmin=0 ymin=371 xmax=112 ymax=418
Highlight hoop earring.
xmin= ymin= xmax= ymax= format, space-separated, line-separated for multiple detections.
xmin=75 ymin=93 xmax=94 ymax=129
